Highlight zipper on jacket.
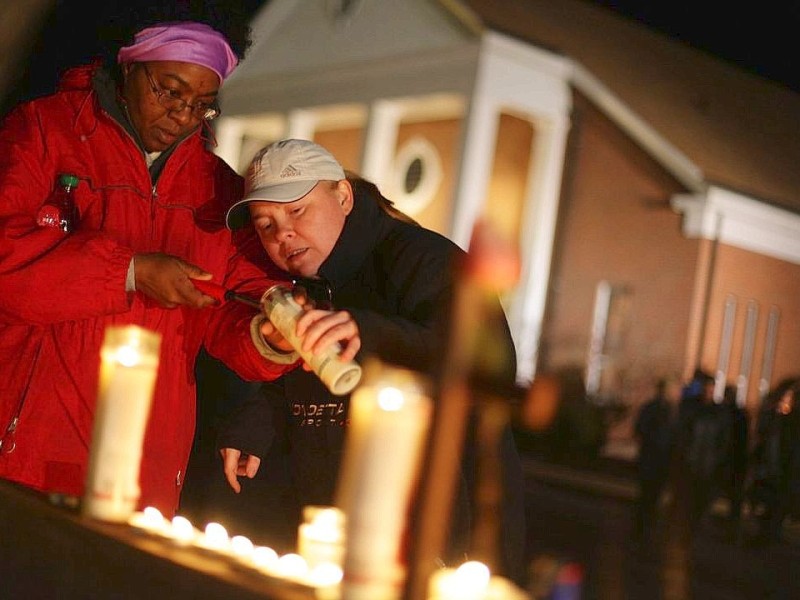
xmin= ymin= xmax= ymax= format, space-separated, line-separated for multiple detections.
xmin=0 ymin=417 xmax=18 ymax=454
xmin=1 ymin=340 xmax=45 ymax=455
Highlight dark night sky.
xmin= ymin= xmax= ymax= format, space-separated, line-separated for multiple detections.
xmin=588 ymin=0 xmax=799 ymax=93
xmin=6 ymin=0 xmax=799 ymax=114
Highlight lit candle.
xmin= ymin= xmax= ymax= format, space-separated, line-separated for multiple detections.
xmin=274 ymin=553 xmax=309 ymax=580
xmin=428 ymin=562 xmax=490 ymax=600
xmin=170 ymin=515 xmax=197 ymax=545
xmin=307 ymin=562 xmax=344 ymax=588
xmin=198 ymin=522 xmax=231 ymax=554
xmin=335 ymin=358 xmax=433 ymax=600
xmin=128 ymin=506 xmax=168 ymax=535
xmin=297 ymin=506 xmax=345 ymax=569
xmin=230 ymin=534 xmax=255 ymax=560
xmin=428 ymin=561 xmax=529 ymax=600
xmin=83 ymin=326 xmax=161 ymax=522
xmin=250 ymin=546 xmax=279 ymax=573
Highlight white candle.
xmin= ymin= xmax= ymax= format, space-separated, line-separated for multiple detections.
xmin=335 ymin=358 xmax=433 ymax=600
xmin=275 ymin=553 xmax=309 ymax=580
xmin=260 ymin=284 xmax=362 ymax=395
xmin=297 ymin=505 xmax=345 ymax=569
xmin=307 ymin=562 xmax=344 ymax=588
xmin=251 ymin=546 xmax=280 ymax=572
xmin=198 ymin=522 xmax=231 ymax=554
xmin=429 ymin=562 xmax=490 ymax=600
xmin=170 ymin=516 xmax=197 ymax=545
xmin=83 ymin=326 xmax=161 ymax=522
xmin=230 ymin=534 xmax=255 ymax=559
xmin=128 ymin=506 xmax=168 ymax=534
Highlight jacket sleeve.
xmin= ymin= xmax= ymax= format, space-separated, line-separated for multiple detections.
xmin=216 ymin=380 xmax=284 ymax=459
xmin=0 ymin=102 xmax=133 ymax=325
xmin=343 ymin=230 xmax=453 ymax=372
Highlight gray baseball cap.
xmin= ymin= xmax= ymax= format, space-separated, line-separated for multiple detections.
xmin=226 ymin=139 xmax=346 ymax=229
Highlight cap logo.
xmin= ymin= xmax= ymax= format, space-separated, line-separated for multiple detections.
xmin=279 ymin=165 xmax=301 ymax=178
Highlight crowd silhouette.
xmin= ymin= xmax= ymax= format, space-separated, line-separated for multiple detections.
xmin=633 ymin=370 xmax=800 ymax=547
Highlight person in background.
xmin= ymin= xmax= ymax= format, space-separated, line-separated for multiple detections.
xmin=215 ymin=139 xmax=527 ymax=583
xmin=749 ymin=378 xmax=800 ymax=544
xmin=719 ymin=385 xmax=749 ymax=542
xmin=0 ymin=6 xmax=343 ymax=518
xmin=682 ymin=373 xmax=730 ymax=530
xmin=633 ymin=375 xmax=681 ymax=546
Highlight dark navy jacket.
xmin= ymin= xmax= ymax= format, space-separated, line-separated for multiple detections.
xmin=218 ymin=178 xmax=526 ymax=581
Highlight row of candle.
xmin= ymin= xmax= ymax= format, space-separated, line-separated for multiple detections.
xmin=89 ymin=327 xmax=527 ymax=600
xmin=128 ymin=506 xmax=525 ymax=600
xmin=127 ymin=506 xmax=343 ymax=591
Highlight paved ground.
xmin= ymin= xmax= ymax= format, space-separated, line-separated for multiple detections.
xmin=521 ymin=455 xmax=800 ymax=599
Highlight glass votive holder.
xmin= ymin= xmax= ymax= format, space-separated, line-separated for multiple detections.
xmin=297 ymin=505 xmax=346 ymax=569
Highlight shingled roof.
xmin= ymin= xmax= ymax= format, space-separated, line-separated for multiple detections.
xmin=459 ymin=0 xmax=800 ymax=214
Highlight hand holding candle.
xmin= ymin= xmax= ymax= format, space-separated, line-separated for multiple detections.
xmin=260 ymin=284 xmax=362 ymax=395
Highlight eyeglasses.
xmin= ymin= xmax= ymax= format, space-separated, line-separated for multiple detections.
xmin=141 ymin=63 xmax=221 ymax=121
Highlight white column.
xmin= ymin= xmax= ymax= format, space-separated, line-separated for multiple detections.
xmin=360 ymin=100 xmax=402 ymax=190
xmin=286 ymin=109 xmax=318 ymax=141
xmin=450 ymin=72 xmax=499 ymax=250
xmin=213 ymin=117 xmax=244 ymax=171
xmin=509 ymin=112 xmax=571 ymax=383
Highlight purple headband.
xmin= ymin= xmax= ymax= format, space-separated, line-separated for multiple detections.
xmin=117 ymin=22 xmax=238 ymax=83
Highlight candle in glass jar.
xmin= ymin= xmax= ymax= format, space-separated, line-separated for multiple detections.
xmin=83 ymin=325 xmax=161 ymax=522
xmin=260 ymin=284 xmax=362 ymax=395
xmin=335 ymin=358 xmax=432 ymax=600
xmin=297 ymin=505 xmax=345 ymax=569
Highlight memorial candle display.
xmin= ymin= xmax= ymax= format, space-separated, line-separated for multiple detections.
xmin=83 ymin=325 xmax=161 ymax=522
xmin=335 ymin=359 xmax=433 ymax=600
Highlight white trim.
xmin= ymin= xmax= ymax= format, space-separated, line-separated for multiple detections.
xmin=286 ymin=109 xmax=317 ymax=140
xmin=360 ymin=94 xmax=465 ymax=191
xmin=672 ymin=186 xmax=800 ymax=265
xmin=388 ymin=137 xmax=443 ymax=216
xmin=510 ymin=110 xmax=571 ymax=383
xmin=221 ymin=44 xmax=479 ymax=115
xmin=213 ymin=117 xmax=245 ymax=171
xmin=452 ymin=32 xmax=572 ymax=382
xmin=361 ymin=100 xmax=402 ymax=188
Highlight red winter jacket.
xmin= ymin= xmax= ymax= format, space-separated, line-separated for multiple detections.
xmin=0 ymin=65 xmax=292 ymax=515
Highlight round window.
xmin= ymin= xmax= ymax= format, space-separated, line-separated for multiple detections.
xmin=390 ymin=137 xmax=442 ymax=216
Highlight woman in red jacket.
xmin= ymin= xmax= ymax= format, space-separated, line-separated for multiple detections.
xmin=0 ymin=7 xmax=357 ymax=517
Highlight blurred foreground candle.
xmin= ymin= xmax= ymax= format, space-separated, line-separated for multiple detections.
xmin=83 ymin=325 xmax=161 ymax=522
xmin=428 ymin=561 xmax=489 ymax=600
xmin=335 ymin=358 xmax=432 ymax=600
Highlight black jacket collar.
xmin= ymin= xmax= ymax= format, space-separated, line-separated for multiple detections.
xmin=317 ymin=185 xmax=394 ymax=290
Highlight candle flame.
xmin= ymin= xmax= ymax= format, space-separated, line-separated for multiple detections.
xmin=231 ymin=534 xmax=255 ymax=557
xmin=115 ymin=345 xmax=142 ymax=367
xmin=170 ymin=516 xmax=195 ymax=544
xmin=377 ymin=386 xmax=405 ymax=411
xmin=276 ymin=553 xmax=308 ymax=579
